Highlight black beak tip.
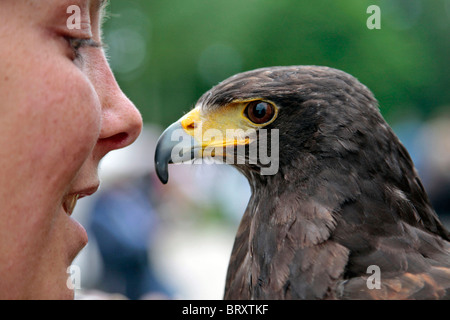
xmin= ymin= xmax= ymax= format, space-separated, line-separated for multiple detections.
xmin=154 ymin=123 xmax=178 ymax=185
xmin=154 ymin=151 xmax=170 ymax=184
xmin=155 ymin=166 xmax=168 ymax=184
xmin=154 ymin=121 xmax=195 ymax=185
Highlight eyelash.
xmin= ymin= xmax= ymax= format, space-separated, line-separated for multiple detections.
xmin=67 ymin=37 xmax=103 ymax=60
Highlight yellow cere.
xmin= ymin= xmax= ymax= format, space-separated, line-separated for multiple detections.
xmin=179 ymin=100 xmax=278 ymax=151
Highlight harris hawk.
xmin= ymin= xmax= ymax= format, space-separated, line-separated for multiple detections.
xmin=154 ymin=66 xmax=450 ymax=299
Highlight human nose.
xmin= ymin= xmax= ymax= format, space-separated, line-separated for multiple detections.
xmin=94 ymin=60 xmax=143 ymax=159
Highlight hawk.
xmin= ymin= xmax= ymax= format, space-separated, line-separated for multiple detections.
xmin=154 ymin=66 xmax=450 ymax=299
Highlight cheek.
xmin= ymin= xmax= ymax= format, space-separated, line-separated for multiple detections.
xmin=0 ymin=53 xmax=101 ymax=298
xmin=29 ymin=69 xmax=101 ymax=180
xmin=0 ymin=48 xmax=102 ymax=199
xmin=53 ymin=71 xmax=101 ymax=159
xmin=9 ymin=63 xmax=102 ymax=220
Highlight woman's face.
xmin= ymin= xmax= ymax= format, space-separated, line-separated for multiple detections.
xmin=0 ymin=0 xmax=142 ymax=299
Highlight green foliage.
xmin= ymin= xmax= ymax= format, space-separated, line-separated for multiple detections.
xmin=102 ymin=0 xmax=450 ymax=127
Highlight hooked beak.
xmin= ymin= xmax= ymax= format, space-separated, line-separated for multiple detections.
xmin=154 ymin=121 xmax=199 ymax=184
xmin=154 ymin=106 xmax=256 ymax=184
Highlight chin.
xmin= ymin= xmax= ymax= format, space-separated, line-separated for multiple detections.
xmin=40 ymin=275 xmax=76 ymax=300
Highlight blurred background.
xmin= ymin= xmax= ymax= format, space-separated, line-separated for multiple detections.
xmin=73 ymin=0 xmax=450 ymax=299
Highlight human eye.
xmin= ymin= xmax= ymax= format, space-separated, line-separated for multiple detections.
xmin=66 ymin=36 xmax=103 ymax=61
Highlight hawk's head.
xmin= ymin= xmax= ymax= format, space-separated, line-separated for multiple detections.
xmin=155 ymin=66 xmax=385 ymax=186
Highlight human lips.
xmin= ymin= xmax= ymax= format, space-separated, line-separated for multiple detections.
xmin=62 ymin=185 xmax=99 ymax=216
xmin=62 ymin=184 xmax=99 ymax=261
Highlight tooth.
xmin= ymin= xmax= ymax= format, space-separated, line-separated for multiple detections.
xmin=64 ymin=194 xmax=79 ymax=215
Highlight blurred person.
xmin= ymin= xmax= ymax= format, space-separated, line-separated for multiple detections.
xmin=418 ymin=113 xmax=450 ymax=224
xmin=393 ymin=113 xmax=450 ymax=225
xmin=0 ymin=0 xmax=142 ymax=299
xmin=89 ymin=173 xmax=172 ymax=300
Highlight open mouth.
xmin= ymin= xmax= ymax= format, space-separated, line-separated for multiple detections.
xmin=62 ymin=194 xmax=80 ymax=216
xmin=61 ymin=184 xmax=99 ymax=216
xmin=61 ymin=191 xmax=95 ymax=259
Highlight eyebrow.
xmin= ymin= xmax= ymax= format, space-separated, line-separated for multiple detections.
xmin=94 ymin=0 xmax=107 ymax=9
xmin=93 ymin=0 xmax=110 ymax=27
xmin=92 ymin=0 xmax=108 ymax=15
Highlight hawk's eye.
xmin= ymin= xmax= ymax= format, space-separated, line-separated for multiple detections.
xmin=245 ymin=101 xmax=275 ymax=124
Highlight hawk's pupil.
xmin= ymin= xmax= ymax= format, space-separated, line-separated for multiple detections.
xmin=254 ymin=103 xmax=267 ymax=118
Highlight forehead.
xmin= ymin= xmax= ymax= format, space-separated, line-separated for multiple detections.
xmin=52 ymin=0 xmax=107 ymax=16
xmin=25 ymin=0 xmax=107 ymax=25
